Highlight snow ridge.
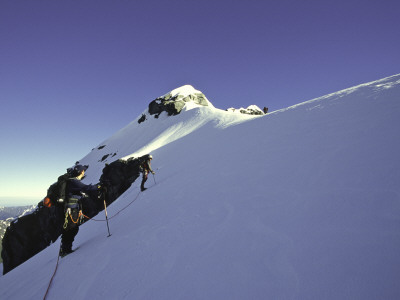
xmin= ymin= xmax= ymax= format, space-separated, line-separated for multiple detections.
xmin=1 ymin=76 xmax=400 ymax=299
xmin=271 ymin=73 xmax=400 ymax=114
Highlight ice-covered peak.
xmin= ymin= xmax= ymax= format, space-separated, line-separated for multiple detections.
xmin=165 ymin=85 xmax=202 ymax=98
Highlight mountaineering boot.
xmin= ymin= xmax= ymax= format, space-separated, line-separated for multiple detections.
xmin=141 ymin=187 xmax=147 ymax=192
xmin=59 ymin=248 xmax=73 ymax=257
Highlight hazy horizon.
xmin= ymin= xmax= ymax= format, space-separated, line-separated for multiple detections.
xmin=0 ymin=197 xmax=39 ymax=207
xmin=1 ymin=0 xmax=399 ymax=201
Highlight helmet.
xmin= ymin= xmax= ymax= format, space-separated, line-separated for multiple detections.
xmin=148 ymin=155 xmax=153 ymax=159
xmin=74 ymin=165 xmax=88 ymax=173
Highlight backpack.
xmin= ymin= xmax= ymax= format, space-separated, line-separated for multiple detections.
xmin=138 ymin=154 xmax=152 ymax=168
xmin=44 ymin=173 xmax=72 ymax=207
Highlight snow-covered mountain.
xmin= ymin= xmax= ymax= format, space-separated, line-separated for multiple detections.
xmin=1 ymin=76 xmax=400 ymax=299
xmin=0 ymin=206 xmax=35 ymax=221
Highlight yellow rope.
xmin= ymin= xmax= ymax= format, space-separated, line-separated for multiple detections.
xmin=63 ymin=210 xmax=82 ymax=228
xmin=69 ymin=210 xmax=82 ymax=224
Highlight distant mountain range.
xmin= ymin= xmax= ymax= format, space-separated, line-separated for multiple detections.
xmin=0 ymin=206 xmax=35 ymax=220
xmin=1 ymin=205 xmax=35 ymax=237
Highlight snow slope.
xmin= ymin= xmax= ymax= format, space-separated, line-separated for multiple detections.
xmin=1 ymin=76 xmax=400 ymax=300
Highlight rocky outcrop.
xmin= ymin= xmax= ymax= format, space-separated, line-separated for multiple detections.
xmin=1 ymin=155 xmax=149 ymax=274
xmin=140 ymin=85 xmax=265 ymax=122
xmin=226 ymin=105 xmax=265 ymax=115
xmin=99 ymin=156 xmax=147 ymax=202
xmin=148 ymin=85 xmax=210 ymax=117
xmin=1 ymin=193 xmax=102 ymax=274
xmin=1 ymin=204 xmax=65 ymax=274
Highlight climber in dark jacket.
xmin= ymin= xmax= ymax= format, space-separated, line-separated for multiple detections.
xmin=140 ymin=155 xmax=155 ymax=191
xmin=60 ymin=164 xmax=100 ymax=256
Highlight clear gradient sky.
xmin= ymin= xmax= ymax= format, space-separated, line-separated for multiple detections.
xmin=1 ymin=0 xmax=399 ymax=205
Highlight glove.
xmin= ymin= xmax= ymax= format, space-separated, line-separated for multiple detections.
xmin=98 ymin=186 xmax=107 ymax=200
xmin=79 ymin=210 xmax=85 ymax=224
xmin=151 ymin=171 xmax=155 ymax=175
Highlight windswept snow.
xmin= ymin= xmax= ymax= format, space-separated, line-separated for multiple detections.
xmin=271 ymin=73 xmax=400 ymax=115
xmin=78 ymin=102 xmax=260 ymax=183
xmin=1 ymin=75 xmax=400 ymax=300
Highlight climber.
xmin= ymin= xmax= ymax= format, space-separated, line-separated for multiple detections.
xmin=140 ymin=155 xmax=155 ymax=191
xmin=60 ymin=164 xmax=101 ymax=257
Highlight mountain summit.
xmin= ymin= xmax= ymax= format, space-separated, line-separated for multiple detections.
xmin=1 ymin=75 xmax=400 ymax=299
xmin=147 ymin=85 xmax=214 ymax=118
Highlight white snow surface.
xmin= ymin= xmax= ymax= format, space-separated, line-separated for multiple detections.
xmin=165 ymin=84 xmax=203 ymax=98
xmin=1 ymin=75 xmax=400 ymax=299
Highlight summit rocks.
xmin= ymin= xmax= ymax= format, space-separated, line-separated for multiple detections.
xmin=148 ymin=85 xmax=212 ymax=117
xmin=226 ymin=105 xmax=265 ymax=115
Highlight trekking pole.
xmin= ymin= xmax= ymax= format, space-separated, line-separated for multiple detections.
xmin=102 ymin=187 xmax=111 ymax=237
xmin=103 ymin=199 xmax=112 ymax=237
xmin=152 ymin=172 xmax=156 ymax=185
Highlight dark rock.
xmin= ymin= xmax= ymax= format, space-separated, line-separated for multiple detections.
xmin=148 ymin=87 xmax=209 ymax=117
xmin=239 ymin=108 xmax=264 ymax=115
xmin=99 ymin=156 xmax=147 ymax=203
xmin=138 ymin=114 xmax=146 ymax=124
xmin=1 ymin=155 xmax=149 ymax=274
xmin=100 ymin=154 xmax=110 ymax=162
xmin=226 ymin=105 xmax=264 ymax=115
xmin=1 ymin=204 xmax=64 ymax=274
xmin=148 ymin=97 xmax=185 ymax=116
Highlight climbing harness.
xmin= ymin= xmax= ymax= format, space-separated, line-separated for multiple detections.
xmin=63 ymin=209 xmax=83 ymax=229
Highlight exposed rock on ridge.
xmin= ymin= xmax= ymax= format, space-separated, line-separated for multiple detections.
xmin=138 ymin=85 xmax=266 ymax=124
xmin=1 ymin=155 xmax=149 ymax=274
xmin=148 ymin=85 xmax=211 ymax=117
xmin=226 ymin=105 xmax=265 ymax=115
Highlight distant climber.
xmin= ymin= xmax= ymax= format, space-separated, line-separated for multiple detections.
xmin=140 ymin=155 xmax=155 ymax=191
xmin=60 ymin=165 xmax=101 ymax=257
xmin=263 ymin=107 xmax=268 ymax=114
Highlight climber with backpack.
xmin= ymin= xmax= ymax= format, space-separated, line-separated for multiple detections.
xmin=140 ymin=154 xmax=155 ymax=191
xmin=59 ymin=164 xmax=101 ymax=257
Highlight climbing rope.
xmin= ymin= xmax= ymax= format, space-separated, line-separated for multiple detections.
xmin=43 ymin=244 xmax=61 ymax=300
xmin=82 ymin=190 xmax=141 ymax=221
xmin=43 ymin=189 xmax=142 ymax=299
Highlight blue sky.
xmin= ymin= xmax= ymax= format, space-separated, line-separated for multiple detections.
xmin=1 ymin=0 xmax=399 ymax=205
